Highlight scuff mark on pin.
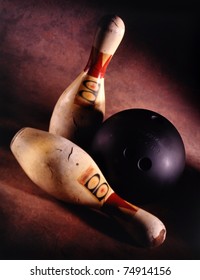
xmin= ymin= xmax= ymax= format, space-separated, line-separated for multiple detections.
xmin=46 ymin=163 xmax=54 ymax=178
xmin=112 ymin=18 xmax=118 ymax=27
xmin=73 ymin=117 xmax=78 ymax=128
xmin=68 ymin=147 xmax=74 ymax=161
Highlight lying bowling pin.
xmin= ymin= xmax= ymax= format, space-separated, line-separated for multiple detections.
xmin=10 ymin=127 xmax=166 ymax=248
xmin=49 ymin=15 xmax=125 ymax=149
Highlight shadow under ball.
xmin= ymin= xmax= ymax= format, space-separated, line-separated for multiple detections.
xmin=89 ymin=109 xmax=186 ymax=204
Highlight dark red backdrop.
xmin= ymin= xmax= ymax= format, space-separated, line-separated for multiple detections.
xmin=0 ymin=0 xmax=200 ymax=259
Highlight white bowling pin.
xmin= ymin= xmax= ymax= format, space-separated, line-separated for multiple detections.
xmin=49 ymin=15 xmax=125 ymax=149
xmin=10 ymin=127 xmax=166 ymax=248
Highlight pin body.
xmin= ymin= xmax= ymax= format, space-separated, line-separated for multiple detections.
xmin=49 ymin=15 xmax=125 ymax=148
xmin=11 ymin=127 xmax=166 ymax=248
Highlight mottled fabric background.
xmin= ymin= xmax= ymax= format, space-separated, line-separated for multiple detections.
xmin=0 ymin=0 xmax=199 ymax=259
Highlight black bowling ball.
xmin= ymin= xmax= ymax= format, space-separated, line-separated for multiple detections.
xmin=90 ymin=108 xmax=185 ymax=204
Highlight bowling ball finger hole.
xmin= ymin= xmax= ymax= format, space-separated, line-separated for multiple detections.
xmin=123 ymin=148 xmax=152 ymax=171
xmin=137 ymin=157 xmax=152 ymax=171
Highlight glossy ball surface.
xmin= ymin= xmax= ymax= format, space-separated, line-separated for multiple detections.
xmin=90 ymin=109 xmax=186 ymax=204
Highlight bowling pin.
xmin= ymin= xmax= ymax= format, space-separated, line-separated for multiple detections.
xmin=11 ymin=127 xmax=166 ymax=248
xmin=49 ymin=15 xmax=125 ymax=149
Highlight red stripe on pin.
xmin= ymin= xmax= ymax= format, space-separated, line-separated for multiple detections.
xmin=105 ymin=192 xmax=138 ymax=212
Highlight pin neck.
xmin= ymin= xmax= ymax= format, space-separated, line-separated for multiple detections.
xmin=84 ymin=47 xmax=112 ymax=78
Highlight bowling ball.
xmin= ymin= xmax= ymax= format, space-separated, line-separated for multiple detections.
xmin=89 ymin=108 xmax=185 ymax=204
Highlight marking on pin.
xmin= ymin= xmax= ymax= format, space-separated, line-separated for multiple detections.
xmin=77 ymin=167 xmax=110 ymax=201
xmin=74 ymin=79 xmax=100 ymax=107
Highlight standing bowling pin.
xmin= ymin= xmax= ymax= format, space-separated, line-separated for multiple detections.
xmin=11 ymin=127 xmax=166 ymax=248
xmin=49 ymin=15 xmax=125 ymax=149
